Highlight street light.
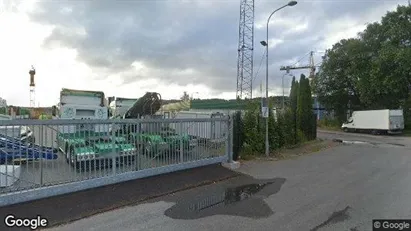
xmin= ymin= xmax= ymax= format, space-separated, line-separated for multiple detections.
xmin=260 ymin=1 xmax=298 ymax=157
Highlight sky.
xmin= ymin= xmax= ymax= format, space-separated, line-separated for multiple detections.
xmin=0 ymin=0 xmax=406 ymax=107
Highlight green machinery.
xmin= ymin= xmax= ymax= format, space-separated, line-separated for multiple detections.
xmin=57 ymin=88 xmax=196 ymax=169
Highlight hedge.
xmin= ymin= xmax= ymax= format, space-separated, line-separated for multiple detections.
xmin=232 ymin=74 xmax=317 ymax=159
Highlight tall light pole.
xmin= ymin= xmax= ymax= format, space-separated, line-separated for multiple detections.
xmin=260 ymin=1 xmax=297 ymax=157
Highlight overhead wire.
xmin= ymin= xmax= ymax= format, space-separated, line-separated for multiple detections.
xmin=289 ymin=51 xmax=311 ymax=67
xmin=253 ymin=48 xmax=266 ymax=82
xmin=253 ymin=50 xmax=325 ymax=96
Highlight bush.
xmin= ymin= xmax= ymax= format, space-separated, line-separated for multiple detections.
xmin=238 ymin=106 xmax=317 ymax=158
xmin=236 ymin=74 xmax=317 ymax=158
xmin=242 ymin=106 xmax=264 ymax=154
xmin=317 ymin=118 xmax=340 ymax=129
xmin=276 ymin=109 xmax=296 ymax=147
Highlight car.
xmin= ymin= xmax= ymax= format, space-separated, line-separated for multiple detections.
xmin=0 ymin=114 xmax=35 ymax=143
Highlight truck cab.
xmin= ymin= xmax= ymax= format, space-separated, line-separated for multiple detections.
xmin=58 ymin=88 xmax=109 ymax=133
xmin=57 ymin=88 xmax=121 ymax=169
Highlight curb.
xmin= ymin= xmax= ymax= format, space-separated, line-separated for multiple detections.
xmin=0 ymin=164 xmax=241 ymax=230
xmin=318 ymin=129 xmax=344 ymax=135
xmin=331 ymin=139 xmax=370 ymax=145
xmin=332 ymin=138 xmax=343 ymax=143
xmin=222 ymin=161 xmax=241 ymax=170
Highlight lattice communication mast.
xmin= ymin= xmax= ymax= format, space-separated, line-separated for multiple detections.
xmin=29 ymin=66 xmax=36 ymax=107
xmin=236 ymin=0 xmax=255 ymax=100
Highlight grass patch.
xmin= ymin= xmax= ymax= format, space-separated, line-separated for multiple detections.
xmin=239 ymin=154 xmax=256 ymax=161
xmin=401 ymin=128 xmax=411 ymax=136
xmin=238 ymin=139 xmax=339 ymax=161
xmin=400 ymin=131 xmax=411 ymax=137
xmin=273 ymin=139 xmax=324 ymax=159
xmin=317 ymin=125 xmax=341 ymax=131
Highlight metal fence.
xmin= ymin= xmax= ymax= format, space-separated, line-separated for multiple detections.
xmin=0 ymin=117 xmax=232 ymax=206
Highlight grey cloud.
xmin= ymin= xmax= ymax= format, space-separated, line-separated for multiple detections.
xmin=26 ymin=0 xmax=399 ymax=96
xmin=253 ymin=0 xmax=399 ymax=89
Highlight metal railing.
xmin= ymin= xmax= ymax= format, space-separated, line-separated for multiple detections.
xmin=0 ymin=117 xmax=232 ymax=206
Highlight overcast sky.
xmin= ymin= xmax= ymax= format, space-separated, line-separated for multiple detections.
xmin=0 ymin=0 xmax=405 ymax=106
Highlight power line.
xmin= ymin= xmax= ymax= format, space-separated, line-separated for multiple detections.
xmin=253 ymin=48 xmax=266 ymax=82
xmin=290 ymin=52 xmax=311 ymax=67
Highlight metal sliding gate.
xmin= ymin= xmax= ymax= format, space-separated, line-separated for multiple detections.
xmin=0 ymin=117 xmax=232 ymax=206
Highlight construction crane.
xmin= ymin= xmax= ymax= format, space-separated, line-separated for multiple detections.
xmin=236 ymin=0 xmax=255 ymax=100
xmin=279 ymin=51 xmax=319 ymax=79
xmin=280 ymin=51 xmax=324 ymax=120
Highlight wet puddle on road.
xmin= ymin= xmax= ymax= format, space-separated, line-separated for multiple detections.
xmin=164 ymin=178 xmax=286 ymax=219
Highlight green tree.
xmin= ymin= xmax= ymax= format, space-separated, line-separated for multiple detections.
xmin=314 ymin=5 xmax=411 ymax=124
xmin=296 ymin=74 xmax=314 ymax=139
xmin=314 ymin=38 xmax=367 ymax=122
xmin=290 ymin=77 xmax=298 ymax=114
xmin=242 ymin=102 xmax=264 ymax=154
xmin=297 ymin=74 xmax=306 ymax=131
xmin=289 ymin=76 xmax=299 ymax=143
xmin=305 ymin=78 xmax=314 ymax=139
xmin=180 ymin=91 xmax=190 ymax=101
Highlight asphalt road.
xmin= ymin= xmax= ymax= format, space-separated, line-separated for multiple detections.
xmin=45 ymin=130 xmax=411 ymax=231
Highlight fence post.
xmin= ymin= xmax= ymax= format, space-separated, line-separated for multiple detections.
xmin=179 ymin=121 xmax=184 ymax=163
xmin=232 ymin=111 xmax=242 ymax=161
xmin=136 ymin=120 xmax=142 ymax=170
xmin=39 ymin=124 xmax=44 ymax=187
xmin=111 ymin=121 xmax=116 ymax=175
xmin=226 ymin=115 xmax=233 ymax=163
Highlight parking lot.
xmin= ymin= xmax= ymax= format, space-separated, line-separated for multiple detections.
xmin=0 ymin=125 xmax=226 ymax=194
